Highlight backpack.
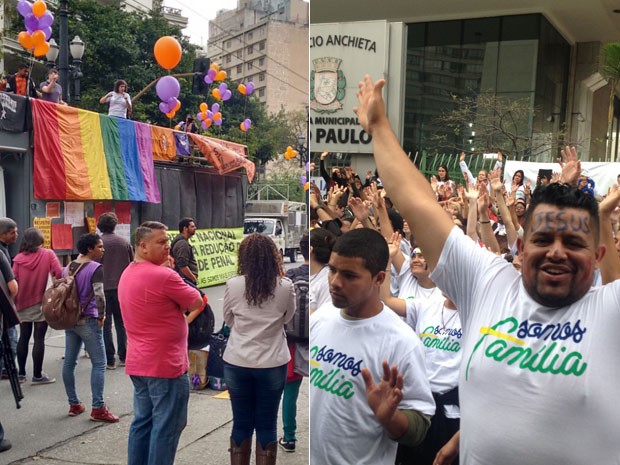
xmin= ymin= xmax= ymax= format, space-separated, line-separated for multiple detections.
xmin=285 ymin=270 xmax=309 ymax=342
xmin=188 ymin=303 xmax=215 ymax=350
xmin=42 ymin=263 xmax=93 ymax=330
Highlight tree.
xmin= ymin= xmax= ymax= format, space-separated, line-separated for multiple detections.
xmin=601 ymin=42 xmax=620 ymax=162
xmin=430 ymin=92 xmax=574 ymax=160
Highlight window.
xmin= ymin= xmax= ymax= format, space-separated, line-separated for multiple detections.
xmin=258 ymin=88 xmax=265 ymax=97
xmin=246 ymin=45 xmax=253 ymax=55
xmin=225 ymin=40 xmax=231 ymax=48
xmin=226 ymin=54 xmax=231 ymax=64
xmin=237 ymin=50 xmax=242 ymax=59
xmin=259 ymin=72 xmax=265 ymax=82
xmin=259 ymin=57 xmax=265 ymax=66
xmin=259 ymin=40 xmax=265 ymax=51
xmin=248 ymin=31 xmax=253 ymax=40
xmin=247 ymin=61 xmax=253 ymax=70
xmin=237 ymin=65 xmax=242 ymax=74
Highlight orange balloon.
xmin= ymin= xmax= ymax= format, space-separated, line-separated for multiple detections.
xmin=166 ymin=110 xmax=176 ymax=119
xmin=199 ymin=102 xmax=207 ymax=113
xmin=201 ymin=111 xmax=207 ymax=120
xmin=32 ymin=0 xmax=47 ymax=18
xmin=174 ymin=100 xmax=181 ymax=112
xmin=153 ymin=36 xmax=182 ymax=70
xmin=215 ymin=70 xmax=227 ymax=81
xmin=304 ymin=182 xmax=310 ymax=191
xmin=213 ymin=111 xmax=222 ymax=121
xmin=212 ymin=89 xmax=221 ymax=100
xmin=18 ymin=31 xmax=34 ymax=50
xmin=240 ymin=122 xmax=246 ymax=131
xmin=210 ymin=63 xmax=220 ymax=72
xmin=31 ymin=30 xmax=46 ymax=47
xmin=205 ymin=119 xmax=212 ymax=128
xmin=237 ymin=84 xmax=246 ymax=95
xmin=33 ymin=41 xmax=50 ymax=57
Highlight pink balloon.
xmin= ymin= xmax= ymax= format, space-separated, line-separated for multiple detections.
xmin=245 ymin=82 xmax=255 ymax=95
xmin=222 ymin=90 xmax=232 ymax=101
xmin=211 ymin=103 xmax=220 ymax=114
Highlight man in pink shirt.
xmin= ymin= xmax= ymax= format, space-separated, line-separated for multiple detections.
xmin=118 ymin=221 xmax=204 ymax=465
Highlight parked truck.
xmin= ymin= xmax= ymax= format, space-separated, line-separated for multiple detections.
xmin=243 ymin=200 xmax=307 ymax=262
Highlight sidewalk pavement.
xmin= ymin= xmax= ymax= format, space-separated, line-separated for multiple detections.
xmin=0 ymin=328 xmax=309 ymax=465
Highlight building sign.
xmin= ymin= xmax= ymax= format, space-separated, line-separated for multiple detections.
xmin=310 ymin=21 xmax=389 ymax=153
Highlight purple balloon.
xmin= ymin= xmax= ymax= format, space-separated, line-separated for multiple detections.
xmin=159 ymin=102 xmax=171 ymax=114
xmin=204 ymin=68 xmax=216 ymax=84
xmin=245 ymin=82 xmax=255 ymax=95
xmin=25 ymin=13 xmax=40 ymax=32
xmin=167 ymin=96 xmax=177 ymax=106
xmin=156 ymin=76 xmax=180 ymax=102
xmin=196 ymin=112 xmax=203 ymax=121
xmin=207 ymin=110 xmax=213 ymax=119
xmin=214 ymin=118 xmax=223 ymax=126
xmin=17 ymin=0 xmax=32 ymax=18
xmin=243 ymin=118 xmax=252 ymax=130
xmin=305 ymin=161 xmax=310 ymax=171
xmin=300 ymin=176 xmax=307 ymax=185
xmin=211 ymin=103 xmax=220 ymax=114
xmin=42 ymin=26 xmax=52 ymax=40
xmin=222 ymin=90 xmax=232 ymax=101
xmin=201 ymin=121 xmax=208 ymax=130
xmin=39 ymin=11 xmax=54 ymax=29
xmin=218 ymin=83 xmax=228 ymax=93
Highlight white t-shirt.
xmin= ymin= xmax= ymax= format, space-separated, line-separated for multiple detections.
xmin=405 ymin=297 xmax=462 ymax=418
xmin=310 ymin=304 xmax=435 ymax=465
xmin=106 ymin=91 xmax=132 ymax=118
xmin=310 ymin=265 xmax=331 ymax=312
xmin=430 ymin=226 xmax=620 ymax=465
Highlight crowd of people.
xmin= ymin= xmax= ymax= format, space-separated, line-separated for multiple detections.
xmin=0 ymin=213 xmax=309 ymax=465
xmin=309 ymin=75 xmax=620 ymax=465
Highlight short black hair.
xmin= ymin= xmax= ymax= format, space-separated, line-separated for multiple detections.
xmin=310 ymin=227 xmax=336 ymax=264
xmin=523 ymin=183 xmax=600 ymax=243
xmin=18 ymin=63 xmax=28 ymax=70
xmin=299 ymin=232 xmax=309 ymax=261
xmin=97 ymin=212 xmax=118 ymax=233
xmin=135 ymin=221 xmax=167 ymax=245
xmin=179 ymin=217 xmax=195 ymax=233
xmin=332 ymin=228 xmax=388 ymax=277
xmin=77 ymin=233 xmax=102 ymax=255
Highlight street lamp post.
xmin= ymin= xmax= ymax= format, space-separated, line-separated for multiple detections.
xmin=45 ymin=34 xmax=85 ymax=103
xmin=48 ymin=0 xmax=85 ymax=104
xmin=297 ymin=133 xmax=307 ymax=168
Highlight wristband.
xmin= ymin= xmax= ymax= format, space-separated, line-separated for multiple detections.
xmin=478 ymin=220 xmax=490 ymax=224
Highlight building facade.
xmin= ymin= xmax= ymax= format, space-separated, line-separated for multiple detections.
xmin=208 ymin=0 xmax=309 ymax=114
xmin=310 ymin=0 xmax=620 ymax=181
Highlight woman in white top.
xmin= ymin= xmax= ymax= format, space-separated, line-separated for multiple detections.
xmin=223 ymin=233 xmax=295 ymax=465
xmin=99 ymin=79 xmax=132 ymax=118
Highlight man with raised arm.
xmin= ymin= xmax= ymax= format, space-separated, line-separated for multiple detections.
xmin=354 ymin=75 xmax=620 ymax=465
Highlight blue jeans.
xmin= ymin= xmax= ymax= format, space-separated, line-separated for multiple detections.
xmin=103 ymin=289 xmax=126 ymax=364
xmin=224 ymin=362 xmax=287 ymax=448
xmin=128 ymin=373 xmax=190 ymax=465
xmin=62 ymin=318 xmax=106 ymax=408
xmin=0 ymin=326 xmax=18 ymax=373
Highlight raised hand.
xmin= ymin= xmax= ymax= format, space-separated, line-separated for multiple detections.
xmin=600 ymin=184 xmax=620 ymax=217
xmin=320 ymin=151 xmax=329 ymax=160
xmin=497 ymin=150 xmax=503 ymax=163
xmin=348 ymin=196 xmax=370 ymax=222
xmin=464 ymin=182 xmax=478 ymax=201
xmin=551 ymin=171 xmax=562 ymax=183
xmin=489 ymin=168 xmax=503 ymax=193
xmin=477 ymin=183 xmax=490 ymax=214
xmin=559 ymin=146 xmax=581 ymax=187
xmin=460 ymin=151 xmax=466 ymax=162
xmin=387 ymin=232 xmax=402 ymax=259
xmin=430 ymin=175 xmax=439 ymax=193
xmin=361 ymin=361 xmax=404 ymax=427
xmin=354 ymin=75 xmax=387 ymax=136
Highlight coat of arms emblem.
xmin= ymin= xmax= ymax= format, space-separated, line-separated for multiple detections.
xmin=310 ymin=57 xmax=346 ymax=114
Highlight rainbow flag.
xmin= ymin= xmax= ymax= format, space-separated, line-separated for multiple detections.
xmin=32 ymin=99 xmax=162 ymax=202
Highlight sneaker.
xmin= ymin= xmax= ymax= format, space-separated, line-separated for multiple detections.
xmin=90 ymin=405 xmax=119 ymax=423
xmin=0 ymin=439 xmax=12 ymax=452
xmin=118 ymin=360 xmax=126 ymax=367
xmin=68 ymin=403 xmax=86 ymax=417
xmin=278 ymin=437 xmax=295 ymax=452
xmin=106 ymin=363 xmax=116 ymax=370
xmin=18 ymin=374 xmax=26 ymax=384
xmin=32 ymin=373 xmax=56 ymax=385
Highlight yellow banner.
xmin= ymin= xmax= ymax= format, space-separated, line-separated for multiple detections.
xmin=167 ymin=227 xmax=243 ymax=288
xmin=33 ymin=217 xmax=52 ymax=248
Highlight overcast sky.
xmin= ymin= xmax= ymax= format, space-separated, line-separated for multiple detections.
xmin=163 ymin=0 xmax=239 ymax=47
